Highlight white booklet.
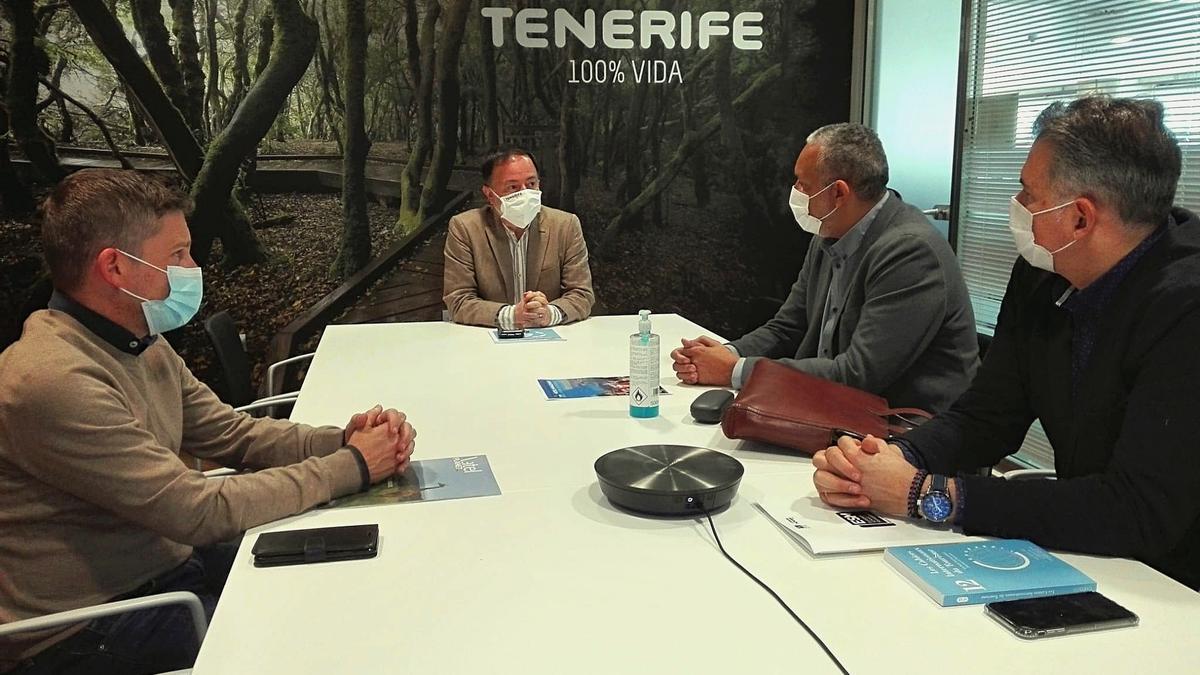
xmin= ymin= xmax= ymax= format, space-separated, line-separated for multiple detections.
xmin=754 ymin=499 xmax=980 ymax=555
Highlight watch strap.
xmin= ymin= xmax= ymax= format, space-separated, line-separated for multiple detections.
xmin=930 ymin=473 xmax=949 ymax=495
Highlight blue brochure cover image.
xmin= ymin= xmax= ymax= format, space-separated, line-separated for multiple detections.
xmin=327 ymin=456 xmax=502 ymax=509
xmin=884 ymin=539 xmax=1096 ymax=606
xmin=490 ymin=328 xmax=564 ymax=343
xmin=538 ymin=376 xmax=669 ymax=399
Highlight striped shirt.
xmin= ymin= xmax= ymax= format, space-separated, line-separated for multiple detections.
xmin=496 ymin=226 xmax=565 ymax=329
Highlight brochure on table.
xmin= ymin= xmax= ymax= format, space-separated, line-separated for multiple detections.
xmin=489 ymin=328 xmax=564 ymax=343
xmin=539 ymin=375 xmax=670 ymax=400
xmin=327 ymin=455 xmax=501 ymax=509
xmin=755 ymin=499 xmax=979 ymax=555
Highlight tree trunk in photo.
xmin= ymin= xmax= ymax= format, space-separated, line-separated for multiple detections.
xmin=69 ymin=0 xmax=205 ymax=178
xmin=509 ymin=38 xmax=528 ymax=124
xmin=680 ymin=85 xmax=710 ymax=207
xmin=648 ymin=85 xmax=670 ymax=228
xmin=254 ymin=9 xmax=281 ymax=142
xmin=129 ymin=0 xmax=198 ymax=134
xmin=620 ymin=68 xmax=650 ymax=210
xmin=4 ymin=0 xmax=64 ymax=183
xmin=600 ymin=104 xmax=619 ymax=189
xmin=49 ymin=56 xmax=74 ymax=143
xmin=171 ymin=0 xmax=208 ymax=139
xmin=530 ymin=49 xmax=557 ymax=120
xmin=124 ymin=84 xmax=155 ymax=145
xmin=714 ymin=39 xmax=771 ymax=232
xmin=394 ymin=0 xmax=440 ymax=234
xmin=315 ymin=21 xmax=344 ymax=151
xmin=416 ymin=0 xmax=471 ymax=225
xmin=223 ymin=0 xmax=252 ymax=127
xmin=189 ymin=0 xmax=319 ymax=265
xmin=599 ymin=64 xmax=783 ymax=252
xmin=477 ymin=0 xmax=499 ymax=149
xmin=319 ymin=0 xmax=346 ymax=113
xmin=0 ymin=57 xmax=36 ymax=213
xmin=332 ymin=0 xmax=371 ymax=280
xmin=617 ymin=4 xmax=673 ymax=208
xmin=203 ymin=0 xmax=221 ymax=134
xmin=579 ymin=86 xmax=599 ymax=171
xmin=255 ymin=9 xmax=275 ymax=80
xmin=555 ymin=38 xmax=582 ymax=212
xmin=457 ymin=92 xmax=470 ymax=159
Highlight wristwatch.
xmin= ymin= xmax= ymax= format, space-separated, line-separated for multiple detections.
xmin=918 ymin=474 xmax=954 ymax=524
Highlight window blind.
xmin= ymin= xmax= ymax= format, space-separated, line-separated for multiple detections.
xmin=955 ymin=0 xmax=1200 ymax=468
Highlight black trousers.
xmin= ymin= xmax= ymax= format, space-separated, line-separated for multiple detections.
xmin=12 ymin=538 xmax=240 ymax=675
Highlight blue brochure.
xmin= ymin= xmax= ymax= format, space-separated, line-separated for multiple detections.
xmin=326 ymin=455 xmax=501 ymax=509
xmin=884 ymin=539 xmax=1096 ymax=607
xmin=538 ymin=376 xmax=669 ymax=399
xmin=490 ymin=328 xmax=564 ymax=343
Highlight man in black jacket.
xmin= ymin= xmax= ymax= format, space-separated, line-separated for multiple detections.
xmin=812 ymin=95 xmax=1200 ymax=590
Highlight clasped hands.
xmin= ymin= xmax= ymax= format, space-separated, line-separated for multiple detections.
xmin=812 ymin=434 xmax=919 ymax=518
xmin=343 ymin=405 xmax=417 ymax=483
xmin=670 ymin=335 xmax=738 ymax=385
xmin=515 ymin=291 xmax=552 ymax=328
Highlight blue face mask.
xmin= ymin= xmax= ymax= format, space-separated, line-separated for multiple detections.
xmin=117 ymin=250 xmax=203 ymax=334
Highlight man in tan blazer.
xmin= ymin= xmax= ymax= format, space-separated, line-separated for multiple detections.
xmin=443 ymin=148 xmax=595 ymax=328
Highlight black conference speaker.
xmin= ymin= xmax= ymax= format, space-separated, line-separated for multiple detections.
xmin=594 ymin=445 xmax=744 ymax=516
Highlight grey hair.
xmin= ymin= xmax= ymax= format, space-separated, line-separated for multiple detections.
xmin=1033 ymin=95 xmax=1180 ymax=229
xmin=805 ymin=123 xmax=889 ymax=201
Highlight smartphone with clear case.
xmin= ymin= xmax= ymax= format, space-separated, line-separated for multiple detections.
xmin=985 ymin=591 xmax=1138 ymax=640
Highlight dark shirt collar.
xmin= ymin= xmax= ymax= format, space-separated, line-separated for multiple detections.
xmin=1060 ymin=225 xmax=1165 ymax=313
xmin=48 ymin=290 xmax=157 ymax=356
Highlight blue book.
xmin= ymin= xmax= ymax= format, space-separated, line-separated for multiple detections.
xmin=883 ymin=540 xmax=1096 ymax=607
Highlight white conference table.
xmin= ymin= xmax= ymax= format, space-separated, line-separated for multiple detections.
xmin=193 ymin=314 xmax=1200 ymax=674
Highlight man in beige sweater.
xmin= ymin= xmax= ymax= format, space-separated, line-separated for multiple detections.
xmin=0 ymin=170 xmax=416 ymax=674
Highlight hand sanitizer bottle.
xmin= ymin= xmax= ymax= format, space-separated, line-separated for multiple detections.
xmin=629 ymin=309 xmax=660 ymax=418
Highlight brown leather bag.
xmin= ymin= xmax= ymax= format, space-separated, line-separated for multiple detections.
xmin=720 ymin=359 xmax=932 ymax=455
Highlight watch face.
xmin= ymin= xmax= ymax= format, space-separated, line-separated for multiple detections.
xmin=920 ymin=491 xmax=953 ymax=523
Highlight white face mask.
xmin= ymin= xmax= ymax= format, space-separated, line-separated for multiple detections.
xmin=493 ymin=188 xmax=542 ymax=230
xmin=789 ymin=183 xmax=838 ymax=235
xmin=1008 ymin=196 xmax=1076 ymax=273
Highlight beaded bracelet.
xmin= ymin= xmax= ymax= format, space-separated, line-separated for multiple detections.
xmin=907 ymin=469 xmax=929 ymax=519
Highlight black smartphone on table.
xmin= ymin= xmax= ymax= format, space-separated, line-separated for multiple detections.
xmin=251 ymin=524 xmax=378 ymax=568
xmin=985 ymin=591 xmax=1138 ymax=639
xmin=497 ymin=328 xmax=526 ymax=339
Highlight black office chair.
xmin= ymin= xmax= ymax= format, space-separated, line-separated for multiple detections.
xmin=203 ymin=311 xmax=312 ymax=417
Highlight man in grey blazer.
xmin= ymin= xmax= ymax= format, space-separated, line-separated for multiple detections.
xmin=672 ymin=123 xmax=978 ymax=413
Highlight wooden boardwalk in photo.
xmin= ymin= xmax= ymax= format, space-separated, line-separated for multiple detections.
xmin=335 ymin=228 xmax=450 ymax=325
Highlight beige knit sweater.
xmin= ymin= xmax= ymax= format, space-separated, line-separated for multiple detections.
xmin=0 ymin=310 xmax=363 ymax=666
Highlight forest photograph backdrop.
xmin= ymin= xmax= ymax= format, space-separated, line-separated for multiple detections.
xmin=1 ymin=0 xmax=853 ymax=398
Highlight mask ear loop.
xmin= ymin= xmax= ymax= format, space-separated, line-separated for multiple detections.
xmin=113 ymin=249 xmax=163 ymax=303
xmin=117 ymin=249 xmax=168 ymax=274
xmin=812 ymin=181 xmax=840 ymax=221
xmin=1031 ymin=199 xmax=1080 ymax=255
